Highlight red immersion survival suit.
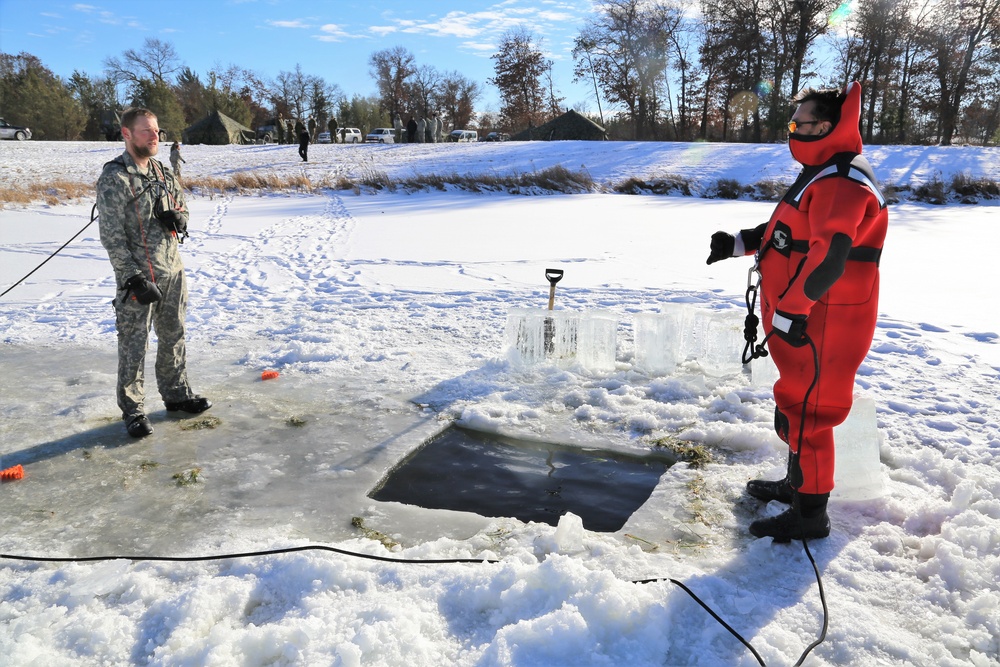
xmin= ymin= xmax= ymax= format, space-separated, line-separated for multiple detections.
xmin=742 ymin=82 xmax=888 ymax=494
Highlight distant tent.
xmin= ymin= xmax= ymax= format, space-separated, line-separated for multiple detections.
xmin=511 ymin=110 xmax=607 ymax=141
xmin=182 ymin=110 xmax=255 ymax=145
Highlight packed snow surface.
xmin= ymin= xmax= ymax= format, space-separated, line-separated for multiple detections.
xmin=1 ymin=140 xmax=998 ymax=666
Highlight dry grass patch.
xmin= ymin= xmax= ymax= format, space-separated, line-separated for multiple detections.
xmin=951 ymin=172 xmax=1000 ymax=202
xmin=750 ymin=179 xmax=789 ymax=201
xmin=185 ymin=172 xmax=318 ymax=197
xmin=0 ymin=179 xmax=95 ymax=207
xmin=613 ymin=174 xmax=692 ymax=196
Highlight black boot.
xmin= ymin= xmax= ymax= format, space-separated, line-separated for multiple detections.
xmin=748 ymin=493 xmax=830 ymax=542
xmin=746 ymin=477 xmax=794 ymax=504
xmin=126 ymin=414 xmax=153 ymax=438
xmin=165 ymin=396 xmax=212 ymax=414
xmin=747 ymin=449 xmax=798 ymax=504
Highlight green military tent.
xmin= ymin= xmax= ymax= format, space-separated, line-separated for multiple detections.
xmin=182 ymin=110 xmax=255 ymax=145
xmin=511 ymin=110 xmax=607 ymax=141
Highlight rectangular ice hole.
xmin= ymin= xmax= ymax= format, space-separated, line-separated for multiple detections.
xmin=368 ymin=425 xmax=676 ymax=532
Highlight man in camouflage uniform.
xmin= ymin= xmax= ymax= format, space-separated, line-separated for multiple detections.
xmin=169 ymin=142 xmax=185 ymax=179
xmin=97 ymin=107 xmax=211 ymax=438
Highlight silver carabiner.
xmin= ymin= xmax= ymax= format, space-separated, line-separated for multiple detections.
xmin=747 ymin=264 xmax=761 ymax=294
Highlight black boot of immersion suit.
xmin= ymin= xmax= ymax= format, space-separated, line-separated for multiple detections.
xmin=746 ymin=477 xmax=795 ymax=504
xmin=748 ymin=492 xmax=830 ymax=542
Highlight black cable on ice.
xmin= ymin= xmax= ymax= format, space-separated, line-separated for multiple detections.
xmin=0 ymin=204 xmax=97 ymax=299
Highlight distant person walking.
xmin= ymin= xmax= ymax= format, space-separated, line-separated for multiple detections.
xmin=169 ymin=142 xmax=185 ymax=179
xmin=298 ymin=127 xmax=310 ymax=162
xmin=308 ymin=116 xmax=317 ymax=143
xmin=406 ymin=116 xmax=417 ymax=143
xmin=96 ymin=107 xmax=211 ymax=438
xmin=328 ymin=117 xmax=338 ymax=143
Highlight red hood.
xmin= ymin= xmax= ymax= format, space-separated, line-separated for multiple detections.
xmin=789 ymin=81 xmax=863 ymax=166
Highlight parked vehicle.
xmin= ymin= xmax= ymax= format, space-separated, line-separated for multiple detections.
xmin=483 ymin=132 xmax=509 ymax=142
xmin=98 ymin=111 xmax=166 ymax=142
xmin=448 ymin=129 xmax=478 ymax=143
xmin=365 ymin=128 xmax=395 ymax=143
xmin=340 ymin=128 xmax=363 ymax=144
xmin=317 ymin=131 xmax=332 ymax=144
xmin=257 ymin=123 xmax=283 ymax=144
xmin=0 ymin=118 xmax=33 ymax=141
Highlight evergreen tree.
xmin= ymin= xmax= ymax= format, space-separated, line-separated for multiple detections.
xmin=68 ymin=71 xmax=119 ymax=140
xmin=133 ymin=78 xmax=185 ymax=141
xmin=0 ymin=52 xmax=85 ymax=140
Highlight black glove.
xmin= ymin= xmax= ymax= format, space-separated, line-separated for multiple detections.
xmin=157 ymin=208 xmax=187 ymax=238
xmin=706 ymin=232 xmax=736 ymax=265
xmin=124 ymin=274 xmax=162 ymax=305
xmin=158 ymin=209 xmax=181 ymax=225
xmin=771 ymin=310 xmax=808 ymax=347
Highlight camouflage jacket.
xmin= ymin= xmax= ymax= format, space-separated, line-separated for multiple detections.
xmin=97 ymin=151 xmax=189 ymax=287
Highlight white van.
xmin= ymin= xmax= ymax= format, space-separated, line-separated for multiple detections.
xmin=448 ymin=129 xmax=478 ymax=143
xmin=340 ymin=128 xmax=362 ymax=144
xmin=366 ymin=128 xmax=395 ymax=143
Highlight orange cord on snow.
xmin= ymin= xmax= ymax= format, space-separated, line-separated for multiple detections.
xmin=1 ymin=465 xmax=24 ymax=482
xmin=261 ymin=370 xmax=279 ymax=381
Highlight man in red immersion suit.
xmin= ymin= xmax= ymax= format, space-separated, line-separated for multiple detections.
xmin=706 ymin=82 xmax=888 ymax=541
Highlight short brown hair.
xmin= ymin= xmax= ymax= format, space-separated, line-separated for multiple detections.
xmin=792 ymin=87 xmax=845 ymax=126
xmin=120 ymin=107 xmax=157 ymax=130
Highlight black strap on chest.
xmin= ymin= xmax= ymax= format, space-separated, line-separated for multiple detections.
xmin=777 ymin=232 xmax=881 ymax=263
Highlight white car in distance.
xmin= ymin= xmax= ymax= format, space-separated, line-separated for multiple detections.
xmin=365 ymin=128 xmax=395 ymax=143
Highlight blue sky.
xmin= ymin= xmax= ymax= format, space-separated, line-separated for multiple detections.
xmin=0 ymin=0 xmax=601 ymax=113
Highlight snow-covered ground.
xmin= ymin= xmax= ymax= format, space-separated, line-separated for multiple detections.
xmin=1 ymin=140 xmax=998 ymax=666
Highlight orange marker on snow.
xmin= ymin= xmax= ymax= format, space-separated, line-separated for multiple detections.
xmin=261 ymin=370 xmax=279 ymax=381
xmin=1 ymin=465 xmax=24 ymax=481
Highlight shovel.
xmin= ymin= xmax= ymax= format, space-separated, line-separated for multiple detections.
xmin=544 ymin=269 xmax=564 ymax=353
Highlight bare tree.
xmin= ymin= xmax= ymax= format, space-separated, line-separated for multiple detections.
xmin=572 ymin=38 xmax=606 ymax=126
xmin=103 ymin=38 xmax=182 ymax=85
xmin=408 ymin=64 xmax=442 ymax=119
xmin=369 ymin=46 xmax=417 ymax=119
xmin=489 ymin=27 xmax=549 ymax=134
xmin=572 ymin=0 xmax=682 ymax=140
xmin=787 ymin=0 xmax=839 ymax=98
xmin=667 ymin=18 xmax=697 ymax=139
xmin=544 ymin=61 xmax=565 ymax=120
xmin=438 ymin=71 xmax=481 ymax=131
xmin=923 ymin=0 xmax=1000 ymax=144
xmin=272 ymin=64 xmax=311 ymax=120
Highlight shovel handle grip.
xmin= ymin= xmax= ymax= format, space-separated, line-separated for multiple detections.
xmin=545 ymin=268 xmax=563 ymax=311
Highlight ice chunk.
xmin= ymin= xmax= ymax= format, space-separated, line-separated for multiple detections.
xmin=506 ymin=309 xmax=614 ymax=372
xmin=833 ymin=395 xmax=884 ymax=500
xmin=554 ymin=512 xmax=585 ymax=553
xmin=633 ymin=309 xmax=683 ymax=375
xmin=506 ymin=307 xmax=547 ymax=366
xmin=679 ymin=309 xmax=745 ymax=376
xmin=575 ymin=310 xmax=617 ymax=372
xmin=750 ymin=352 xmax=779 ymax=388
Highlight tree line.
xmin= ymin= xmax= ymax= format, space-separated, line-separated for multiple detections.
xmin=563 ymin=0 xmax=998 ymax=144
xmin=2 ymin=0 xmax=997 ymax=145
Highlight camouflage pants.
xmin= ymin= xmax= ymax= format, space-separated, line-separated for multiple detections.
xmin=113 ymin=269 xmax=193 ymax=419
xmin=170 ymin=160 xmax=182 ymax=180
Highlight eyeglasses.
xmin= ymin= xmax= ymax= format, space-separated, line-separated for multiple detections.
xmin=787 ymin=119 xmax=821 ymax=133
